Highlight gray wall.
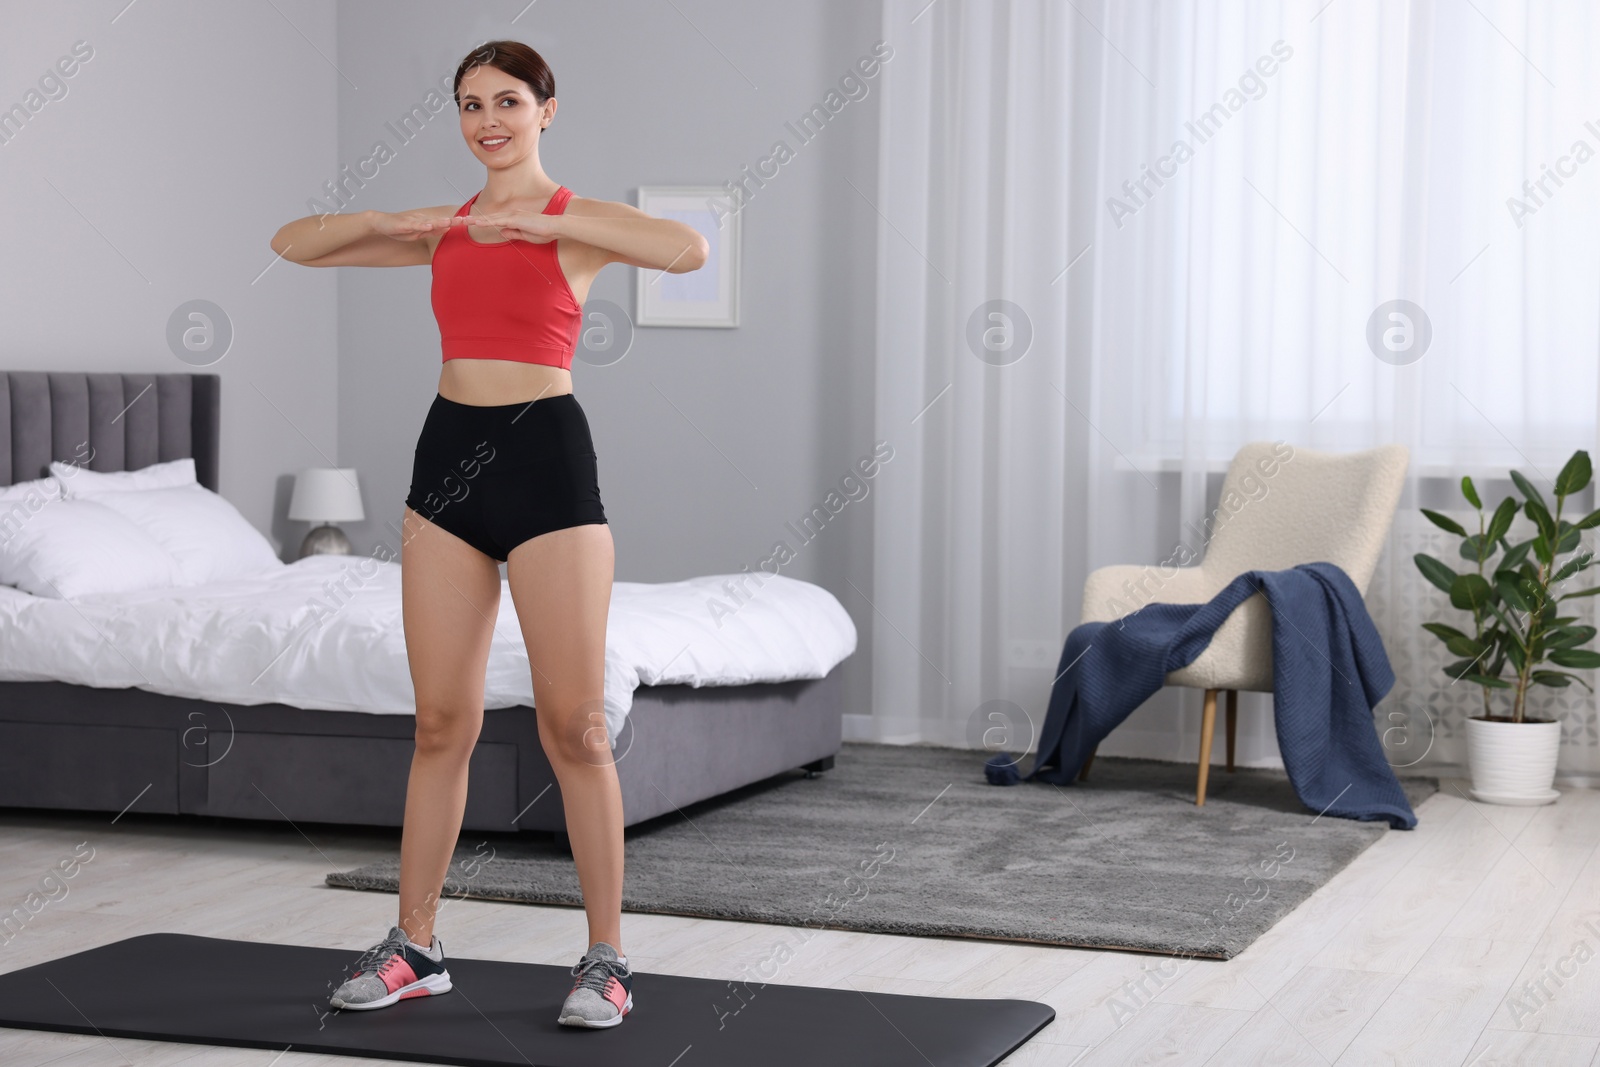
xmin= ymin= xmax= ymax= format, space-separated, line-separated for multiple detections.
xmin=333 ymin=2 xmax=882 ymax=720
xmin=0 ymin=0 xmax=339 ymax=549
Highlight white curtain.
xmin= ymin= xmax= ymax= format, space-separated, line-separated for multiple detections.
xmin=869 ymin=0 xmax=1600 ymax=779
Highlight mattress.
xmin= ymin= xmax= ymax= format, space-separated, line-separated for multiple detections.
xmin=0 ymin=556 xmax=857 ymax=743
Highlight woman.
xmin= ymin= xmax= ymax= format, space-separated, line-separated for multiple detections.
xmin=269 ymin=39 xmax=707 ymax=1029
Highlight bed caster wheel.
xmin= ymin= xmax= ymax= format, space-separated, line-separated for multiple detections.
xmin=802 ymin=755 xmax=834 ymax=779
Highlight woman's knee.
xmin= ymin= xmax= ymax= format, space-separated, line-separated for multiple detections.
xmin=537 ymin=696 xmax=611 ymax=768
xmin=413 ymin=704 xmax=483 ymax=756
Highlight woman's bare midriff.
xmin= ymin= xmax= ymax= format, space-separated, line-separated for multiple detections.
xmin=438 ymin=359 xmax=572 ymax=406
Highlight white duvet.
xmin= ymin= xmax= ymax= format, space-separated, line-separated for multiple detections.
xmin=0 ymin=556 xmax=857 ymax=743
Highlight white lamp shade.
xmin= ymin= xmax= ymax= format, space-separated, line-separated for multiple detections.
xmin=289 ymin=468 xmax=365 ymax=523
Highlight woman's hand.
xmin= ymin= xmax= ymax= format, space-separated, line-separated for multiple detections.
xmin=370 ymin=210 xmax=456 ymax=241
xmin=447 ymin=209 xmax=560 ymax=244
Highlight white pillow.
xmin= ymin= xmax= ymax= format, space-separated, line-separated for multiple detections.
xmin=88 ymin=484 xmax=284 ymax=586
xmin=0 ymin=496 xmax=183 ymax=598
xmin=52 ymin=456 xmax=197 ymax=497
xmin=0 ymin=475 xmax=65 ymax=504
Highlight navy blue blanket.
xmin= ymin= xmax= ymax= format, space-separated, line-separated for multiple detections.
xmin=1025 ymin=561 xmax=1417 ymax=829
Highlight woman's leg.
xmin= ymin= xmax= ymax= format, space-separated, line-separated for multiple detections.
xmin=397 ymin=505 xmax=503 ymax=946
xmin=505 ymin=522 xmax=622 ymax=952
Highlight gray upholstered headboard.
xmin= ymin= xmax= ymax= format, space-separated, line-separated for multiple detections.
xmin=0 ymin=372 xmax=220 ymax=492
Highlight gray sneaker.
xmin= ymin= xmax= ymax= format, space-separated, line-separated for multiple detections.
xmin=558 ymin=941 xmax=633 ymax=1028
xmin=329 ymin=925 xmax=452 ymax=1011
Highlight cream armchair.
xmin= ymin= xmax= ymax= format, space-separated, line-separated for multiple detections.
xmin=1077 ymin=441 xmax=1410 ymax=804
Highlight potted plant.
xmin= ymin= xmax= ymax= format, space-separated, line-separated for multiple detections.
xmin=1414 ymin=450 xmax=1600 ymax=805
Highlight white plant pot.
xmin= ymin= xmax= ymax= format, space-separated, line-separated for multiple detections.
xmin=1465 ymin=716 xmax=1562 ymax=805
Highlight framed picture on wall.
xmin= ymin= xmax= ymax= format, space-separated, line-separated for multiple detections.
xmin=634 ymin=185 xmax=740 ymax=327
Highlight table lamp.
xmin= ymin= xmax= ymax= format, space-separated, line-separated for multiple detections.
xmin=288 ymin=468 xmax=364 ymax=558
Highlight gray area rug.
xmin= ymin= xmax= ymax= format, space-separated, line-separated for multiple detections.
xmin=326 ymin=742 xmax=1437 ymax=959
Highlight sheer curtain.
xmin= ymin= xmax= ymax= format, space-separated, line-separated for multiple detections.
xmin=869 ymin=0 xmax=1600 ymax=778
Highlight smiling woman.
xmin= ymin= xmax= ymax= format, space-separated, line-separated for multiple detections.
xmin=267 ymin=35 xmax=709 ymax=1035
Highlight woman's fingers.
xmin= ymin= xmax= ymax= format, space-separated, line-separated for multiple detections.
xmin=453 ymin=213 xmax=519 ymax=226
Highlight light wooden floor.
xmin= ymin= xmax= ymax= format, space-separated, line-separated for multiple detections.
xmin=2 ymin=778 xmax=1598 ymax=1066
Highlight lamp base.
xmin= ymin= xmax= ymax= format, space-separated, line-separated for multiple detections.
xmin=298 ymin=523 xmax=353 ymax=558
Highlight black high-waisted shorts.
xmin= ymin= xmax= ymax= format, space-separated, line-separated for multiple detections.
xmin=404 ymin=392 xmax=606 ymax=562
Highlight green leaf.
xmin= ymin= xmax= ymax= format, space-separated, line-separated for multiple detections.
xmin=1517 ymin=576 xmax=1550 ymax=614
xmin=1496 ymin=574 xmax=1530 ymax=612
xmin=1543 ymin=625 xmax=1595 ymax=649
xmin=1501 ymin=540 xmax=1533 ymax=571
xmin=1526 ymin=499 xmax=1558 ymax=544
xmin=1414 ymin=554 xmax=1458 ymax=595
xmin=1488 ymin=601 xmax=1527 ymax=647
xmin=1486 ymin=498 xmax=1518 ymax=544
xmin=1512 ymin=469 xmax=1548 ymax=512
xmin=1559 ymin=585 xmax=1600 ymax=600
xmin=1461 ymin=475 xmax=1482 ymax=508
xmin=1451 ymin=573 xmax=1495 ymax=613
xmin=1573 ymin=506 xmax=1600 ymax=531
xmin=1548 ymin=649 xmax=1600 ymax=669
xmin=1534 ymin=669 xmax=1595 ymax=693
xmin=1444 ymin=635 xmax=1486 ymax=658
xmin=1554 ymin=450 xmax=1592 ymax=496
xmin=1461 ymin=534 xmax=1488 ymax=563
xmin=1531 ymin=670 xmax=1572 ymax=688
xmin=1422 ymin=621 xmax=1471 ymax=644
xmin=1553 ymin=552 xmax=1593 ymax=584
xmin=1462 ymin=672 xmax=1514 ymax=689
xmin=1505 ymin=639 xmax=1526 ymax=672
xmin=1422 ymin=509 xmax=1469 ymax=537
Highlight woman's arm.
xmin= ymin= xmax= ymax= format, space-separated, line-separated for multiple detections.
xmin=269 ymin=206 xmax=458 ymax=267
xmin=417 ymin=195 xmax=710 ymax=271
xmin=557 ymin=198 xmax=710 ymax=273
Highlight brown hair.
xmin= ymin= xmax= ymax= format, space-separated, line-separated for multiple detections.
xmin=452 ymin=40 xmax=555 ymax=122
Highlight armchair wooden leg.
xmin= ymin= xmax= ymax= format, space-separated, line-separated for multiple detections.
xmin=1196 ymin=688 xmax=1218 ymax=806
xmin=1079 ymin=744 xmax=1098 ymax=782
xmin=1226 ymin=689 xmax=1238 ymax=773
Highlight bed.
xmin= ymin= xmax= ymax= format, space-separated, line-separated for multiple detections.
xmin=0 ymin=371 xmax=851 ymax=835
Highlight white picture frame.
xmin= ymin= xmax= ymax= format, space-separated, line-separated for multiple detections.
xmin=634 ymin=185 xmax=740 ymax=328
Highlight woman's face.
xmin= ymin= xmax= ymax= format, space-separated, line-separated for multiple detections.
xmin=457 ymin=63 xmax=550 ymax=167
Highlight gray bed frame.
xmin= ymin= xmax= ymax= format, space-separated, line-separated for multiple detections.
xmin=0 ymin=372 xmax=841 ymax=836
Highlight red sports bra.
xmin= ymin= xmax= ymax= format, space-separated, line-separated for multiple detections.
xmin=430 ymin=186 xmax=582 ymax=369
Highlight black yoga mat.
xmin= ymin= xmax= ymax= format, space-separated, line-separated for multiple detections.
xmin=0 ymin=933 xmax=1055 ymax=1066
